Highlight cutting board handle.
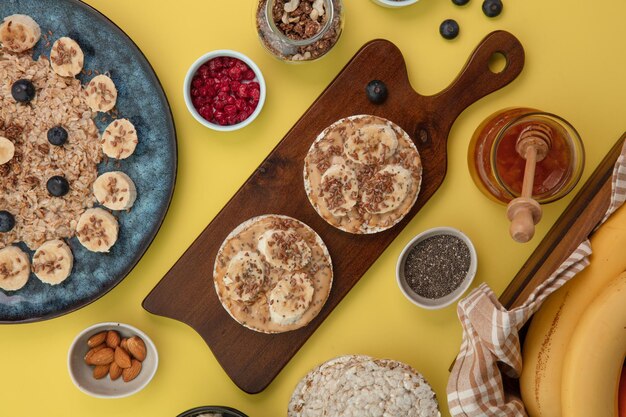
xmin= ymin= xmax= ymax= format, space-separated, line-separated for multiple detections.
xmin=434 ymin=31 xmax=525 ymax=127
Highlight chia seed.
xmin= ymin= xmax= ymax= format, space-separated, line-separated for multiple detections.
xmin=403 ymin=234 xmax=471 ymax=299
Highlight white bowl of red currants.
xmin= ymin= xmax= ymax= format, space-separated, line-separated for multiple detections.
xmin=183 ymin=50 xmax=266 ymax=132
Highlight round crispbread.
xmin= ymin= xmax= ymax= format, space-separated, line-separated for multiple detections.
xmin=303 ymin=115 xmax=422 ymax=234
xmin=289 ymin=354 xmax=440 ymax=417
xmin=213 ymin=214 xmax=333 ymax=334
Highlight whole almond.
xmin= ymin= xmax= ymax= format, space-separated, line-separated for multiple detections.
xmin=84 ymin=343 xmax=107 ymax=365
xmin=114 ymin=346 xmax=132 ymax=368
xmin=105 ymin=330 xmax=120 ymax=349
xmin=120 ymin=338 xmax=128 ymax=351
xmin=93 ymin=364 xmax=109 ymax=379
xmin=87 ymin=331 xmax=107 ymax=348
xmin=126 ymin=336 xmax=147 ymax=362
xmin=90 ymin=347 xmax=115 ymax=366
xmin=122 ymin=359 xmax=142 ymax=382
xmin=109 ymin=361 xmax=123 ymax=380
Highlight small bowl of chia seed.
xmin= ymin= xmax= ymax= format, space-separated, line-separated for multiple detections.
xmin=396 ymin=227 xmax=477 ymax=310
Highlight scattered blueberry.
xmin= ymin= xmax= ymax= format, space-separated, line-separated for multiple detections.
xmin=365 ymin=80 xmax=388 ymax=105
xmin=0 ymin=211 xmax=15 ymax=233
xmin=440 ymin=19 xmax=460 ymax=40
xmin=452 ymin=0 xmax=470 ymax=5
xmin=47 ymin=126 xmax=68 ymax=146
xmin=11 ymin=79 xmax=36 ymax=103
xmin=47 ymin=176 xmax=70 ymax=197
xmin=482 ymin=0 xmax=503 ymax=17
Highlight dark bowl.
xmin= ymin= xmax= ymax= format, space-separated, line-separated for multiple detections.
xmin=177 ymin=406 xmax=249 ymax=417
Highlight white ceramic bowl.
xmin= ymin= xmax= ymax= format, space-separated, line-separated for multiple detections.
xmin=68 ymin=322 xmax=158 ymax=398
xmin=183 ymin=49 xmax=266 ymax=132
xmin=396 ymin=227 xmax=477 ymax=310
xmin=370 ymin=0 xmax=420 ymax=8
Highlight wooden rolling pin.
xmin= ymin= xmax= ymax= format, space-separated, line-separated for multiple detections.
xmin=506 ymin=124 xmax=553 ymax=243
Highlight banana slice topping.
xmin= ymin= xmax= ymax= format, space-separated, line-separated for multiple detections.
xmin=50 ymin=37 xmax=84 ymax=77
xmin=76 ymin=208 xmax=119 ymax=253
xmin=361 ymin=165 xmax=413 ymax=214
xmin=102 ymin=119 xmax=138 ymax=160
xmin=85 ymin=74 xmax=117 ymax=113
xmin=319 ymin=164 xmax=358 ymax=217
xmin=0 ymin=136 xmax=15 ymax=165
xmin=258 ymin=229 xmax=311 ymax=271
xmin=344 ymin=123 xmax=398 ymax=165
xmin=224 ymin=251 xmax=267 ymax=303
xmin=93 ymin=171 xmax=137 ymax=211
xmin=269 ymin=272 xmax=314 ymax=325
xmin=32 ymin=240 xmax=73 ymax=285
xmin=0 ymin=245 xmax=30 ymax=291
xmin=0 ymin=14 xmax=41 ymax=53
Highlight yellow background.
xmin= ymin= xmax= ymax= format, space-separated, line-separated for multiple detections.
xmin=1 ymin=0 xmax=626 ymax=416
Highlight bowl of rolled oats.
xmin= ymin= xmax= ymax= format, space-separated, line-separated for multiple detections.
xmin=0 ymin=3 xmax=176 ymax=323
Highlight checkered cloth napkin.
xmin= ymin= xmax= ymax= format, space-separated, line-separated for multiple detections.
xmin=446 ymin=139 xmax=626 ymax=417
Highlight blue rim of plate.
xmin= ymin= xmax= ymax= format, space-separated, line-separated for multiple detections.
xmin=0 ymin=0 xmax=177 ymax=323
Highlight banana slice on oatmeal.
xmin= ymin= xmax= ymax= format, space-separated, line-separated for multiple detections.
xmin=0 ymin=136 xmax=15 ymax=165
xmin=258 ymin=229 xmax=312 ymax=271
xmin=32 ymin=240 xmax=73 ymax=285
xmin=85 ymin=74 xmax=117 ymax=112
xmin=93 ymin=171 xmax=137 ymax=210
xmin=0 ymin=245 xmax=30 ymax=291
xmin=0 ymin=14 xmax=41 ymax=53
xmin=76 ymin=208 xmax=119 ymax=253
xmin=50 ymin=37 xmax=84 ymax=77
xmin=102 ymin=119 xmax=138 ymax=159
xmin=269 ymin=272 xmax=315 ymax=325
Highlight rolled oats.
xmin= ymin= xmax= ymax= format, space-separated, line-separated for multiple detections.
xmin=0 ymin=48 xmax=101 ymax=250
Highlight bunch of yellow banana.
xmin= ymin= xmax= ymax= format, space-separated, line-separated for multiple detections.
xmin=520 ymin=203 xmax=626 ymax=417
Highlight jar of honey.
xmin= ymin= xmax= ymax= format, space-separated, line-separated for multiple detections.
xmin=468 ymin=108 xmax=585 ymax=205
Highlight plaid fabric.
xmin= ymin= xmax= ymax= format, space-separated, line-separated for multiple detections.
xmin=446 ymin=140 xmax=626 ymax=417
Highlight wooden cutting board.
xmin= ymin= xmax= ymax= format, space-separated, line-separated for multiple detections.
xmin=143 ymin=31 xmax=525 ymax=394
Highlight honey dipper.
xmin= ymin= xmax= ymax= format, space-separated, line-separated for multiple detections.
xmin=506 ymin=123 xmax=553 ymax=243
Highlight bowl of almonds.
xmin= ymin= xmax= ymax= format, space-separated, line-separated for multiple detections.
xmin=67 ymin=322 xmax=158 ymax=398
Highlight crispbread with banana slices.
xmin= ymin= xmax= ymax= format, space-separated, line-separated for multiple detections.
xmin=304 ymin=115 xmax=422 ymax=234
xmin=213 ymin=214 xmax=333 ymax=334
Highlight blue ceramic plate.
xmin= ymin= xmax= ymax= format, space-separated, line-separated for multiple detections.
xmin=0 ymin=0 xmax=177 ymax=323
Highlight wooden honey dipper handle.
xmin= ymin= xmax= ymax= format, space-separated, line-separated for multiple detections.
xmin=506 ymin=124 xmax=552 ymax=243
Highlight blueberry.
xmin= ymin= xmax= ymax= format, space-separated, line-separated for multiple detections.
xmin=0 ymin=211 xmax=15 ymax=233
xmin=47 ymin=176 xmax=70 ymax=197
xmin=482 ymin=0 xmax=503 ymax=17
xmin=11 ymin=79 xmax=36 ymax=103
xmin=47 ymin=126 xmax=68 ymax=146
xmin=365 ymin=80 xmax=388 ymax=105
xmin=440 ymin=19 xmax=460 ymax=40
xmin=452 ymin=0 xmax=470 ymax=5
